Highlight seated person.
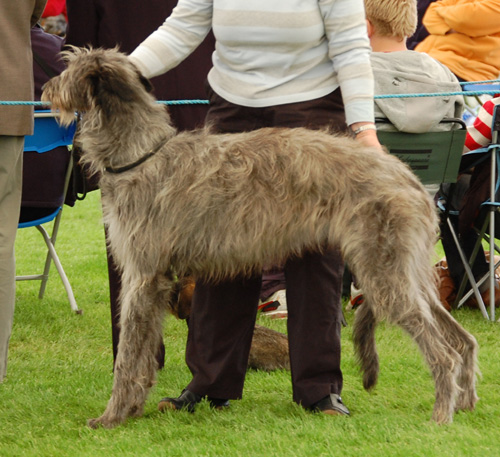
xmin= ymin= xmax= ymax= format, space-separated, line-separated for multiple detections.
xmin=415 ymin=0 xmax=500 ymax=83
xmin=439 ymin=96 xmax=500 ymax=309
xmin=365 ymin=0 xmax=463 ymax=133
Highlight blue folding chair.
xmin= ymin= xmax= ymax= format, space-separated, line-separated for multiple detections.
xmin=16 ymin=110 xmax=81 ymax=314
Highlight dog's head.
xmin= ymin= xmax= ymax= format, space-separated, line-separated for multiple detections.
xmin=42 ymin=47 xmax=154 ymax=125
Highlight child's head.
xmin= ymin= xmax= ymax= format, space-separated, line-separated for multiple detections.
xmin=364 ymin=0 xmax=417 ymax=40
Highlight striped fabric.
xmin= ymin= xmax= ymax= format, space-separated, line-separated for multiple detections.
xmin=464 ymin=97 xmax=500 ymax=152
xmin=129 ymin=0 xmax=374 ymax=125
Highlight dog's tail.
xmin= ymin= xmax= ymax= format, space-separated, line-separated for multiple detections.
xmin=352 ymin=302 xmax=379 ymax=390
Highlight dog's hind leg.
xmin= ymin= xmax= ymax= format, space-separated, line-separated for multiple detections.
xmin=389 ymin=296 xmax=462 ymax=424
xmin=428 ymin=299 xmax=479 ymax=412
xmin=88 ymin=273 xmax=172 ymax=428
xmin=352 ymin=303 xmax=379 ymax=391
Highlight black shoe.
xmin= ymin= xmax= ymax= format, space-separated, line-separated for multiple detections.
xmin=158 ymin=389 xmax=229 ymax=413
xmin=207 ymin=397 xmax=230 ymax=409
xmin=307 ymin=394 xmax=350 ymax=416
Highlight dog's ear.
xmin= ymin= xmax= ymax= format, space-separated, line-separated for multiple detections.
xmin=89 ymin=54 xmax=154 ymax=117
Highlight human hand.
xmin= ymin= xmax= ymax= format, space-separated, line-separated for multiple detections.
xmin=353 ymin=129 xmax=383 ymax=150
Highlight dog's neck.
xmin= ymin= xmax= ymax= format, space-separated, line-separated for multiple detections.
xmin=78 ymin=102 xmax=176 ymax=175
xmin=104 ymin=136 xmax=169 ymax=173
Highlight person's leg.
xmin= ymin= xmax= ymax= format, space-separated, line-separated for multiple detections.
xmin=159 ymin=89 xmax=266 ymax=410
xmin=185 ymin=275 xmax=262 ymax=399
xmin=439 ymin=174 xmax=491 ymax=293
xmin=158 ymin=274 xmax=261 ymax=411
xmin=269 ymin=89 xmax=349 ymax=413
xmin=258 ymin=90 xmax=347 ymax=318
xmin=440 ymin=212 xmax=467 ymax=288
xmin=172 ymin=88 xmax=347 ymax=412
xmin=284 ymin=248 xmax=345 ymax=407
xmin=0 ymin=136 xmax=24 ymax=381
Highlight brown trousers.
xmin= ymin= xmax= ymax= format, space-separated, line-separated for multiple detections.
xmin=186 ymin=88 xmax=347 ymax=407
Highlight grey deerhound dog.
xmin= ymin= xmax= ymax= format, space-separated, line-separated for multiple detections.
xmin=42 ymin=48 xmax=479 ymax=428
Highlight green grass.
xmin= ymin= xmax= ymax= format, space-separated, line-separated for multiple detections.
xmin=2 ymin=191 xmax=500 ymax=457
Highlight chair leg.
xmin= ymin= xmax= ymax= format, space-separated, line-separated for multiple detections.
xmin=447 ymin=217 xmax=490 ymax=319
xmin=38 ymin=238 xmax=52 ymax=300
xmin=488 ymin=209 xmax=496 ymax=321
xmin=36 ymin=224 xmax=81 ymax=314
xmin=38 ymin=208 xmax=63 ymax=299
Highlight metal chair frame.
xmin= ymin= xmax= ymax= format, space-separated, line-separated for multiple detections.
xmin=16 ymin=111 xmax=81 ymax=314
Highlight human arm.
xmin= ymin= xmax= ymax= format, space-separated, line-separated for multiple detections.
xmin=423 ymin=0 xmax=500 ymax=37
xmin=319 ymin=0 xmax=380 ymax=148
xmin=129 ymin=0 xmax=213 ymax=79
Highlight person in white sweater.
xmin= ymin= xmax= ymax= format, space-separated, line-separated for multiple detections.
xmin=129 ymin=0 xmax=381 ymax=415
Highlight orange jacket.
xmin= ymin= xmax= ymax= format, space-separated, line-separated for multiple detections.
xmin=416 ymin=0 xmax=500 ymax=81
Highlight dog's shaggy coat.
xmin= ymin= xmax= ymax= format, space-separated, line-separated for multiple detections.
xmin=42 ymin=48 xmax=479 ymax=428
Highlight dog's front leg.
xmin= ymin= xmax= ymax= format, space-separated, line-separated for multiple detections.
xmin=88 ymin=274 xmax=172 ymax=428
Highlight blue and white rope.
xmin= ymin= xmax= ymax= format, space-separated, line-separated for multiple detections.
xmin=1 ymin=79 xmax=499 ymax=106
xmin=0 ymin=99 xmax=210 ymax=106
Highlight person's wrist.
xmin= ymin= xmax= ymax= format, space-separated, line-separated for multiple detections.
xmin=350 ymin=126 xmax=382 ymax=150
xmin=352 ymin=124 xmax=377 ymax=136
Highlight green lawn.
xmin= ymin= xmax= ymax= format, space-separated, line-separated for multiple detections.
xmin=2 ymin=191 xmax=499 ymax=457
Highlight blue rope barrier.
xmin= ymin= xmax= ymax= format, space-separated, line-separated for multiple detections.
xmin=157 ymin=99 xmax=209 ymax=105
xmin=0 ymin=99 xmax=210 ymax=106
xmin=0 ymin=101 xmax=50 ymax=106
xmin=1 ymin=80 xmax=499 ymax=106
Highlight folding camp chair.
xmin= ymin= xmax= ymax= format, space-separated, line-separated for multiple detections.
xmin=376 ymin=118 xmax=467 ymax=185
xmin=441 ymin=105 xmax=500 ymax=321
xmin=16 ymin=110 xmax=81 ymax=314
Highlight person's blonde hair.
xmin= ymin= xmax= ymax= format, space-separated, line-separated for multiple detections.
xmin=364 ymin=0 xmax=417 ymax=40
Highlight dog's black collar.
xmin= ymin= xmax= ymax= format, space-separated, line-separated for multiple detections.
xmin=105 ymin=138 xmax=168 ymax=174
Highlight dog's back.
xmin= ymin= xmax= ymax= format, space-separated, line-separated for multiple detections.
xmin=137 ymin=127 xmax=437 ymax=282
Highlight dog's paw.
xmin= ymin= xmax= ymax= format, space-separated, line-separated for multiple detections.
xmin=87 ymin=416 xmax=120 ymax=429
xmin=431 ymin=407 xmax=454 ymax=425
xmin=454 ymin=392 xmax=479 ymax=412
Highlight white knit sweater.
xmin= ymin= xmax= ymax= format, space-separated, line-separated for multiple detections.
xmin=129 ymin=0 xmax=374 ymax=125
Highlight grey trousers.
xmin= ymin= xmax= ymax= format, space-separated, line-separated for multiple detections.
xmin=0 ymin=136 xmax=23 ymax=381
